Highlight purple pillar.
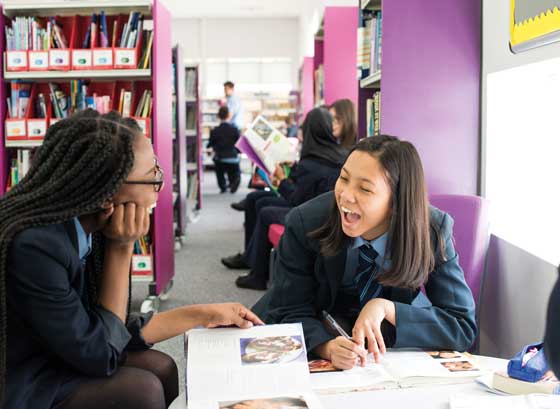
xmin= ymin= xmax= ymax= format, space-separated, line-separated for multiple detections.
xmin=152 ymin=0 xmax=174 ymax=294
xmin=323 ymin=6 xmax=359 ymax=108
xmin=380 ymin=0 xmax=481 ymax=195
xmin=302 ymin=56 xmax=314 ymax=118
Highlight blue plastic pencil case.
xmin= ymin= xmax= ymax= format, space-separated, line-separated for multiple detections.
xmin=507 ymin=342 xmax=549 ymax=383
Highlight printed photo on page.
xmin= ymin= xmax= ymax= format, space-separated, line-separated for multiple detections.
xmin=186 ymin=324 xmax=319 ymax=409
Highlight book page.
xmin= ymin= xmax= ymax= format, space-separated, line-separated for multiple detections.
xmin=187 ymin=324 xmax=316 ymax=408
xmin=381 ymin=349 xmax=484 ymax=384
xmin=310 ymin=360 xmax=396 ymax=394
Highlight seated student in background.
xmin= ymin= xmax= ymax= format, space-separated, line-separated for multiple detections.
xmin=222 ymin=107 xmax=348 ymax=277
xmin=1 ymin=110 xmax=263 ymax=409
xmin=328 ymin=98 xmax=358 ymax=149
xmin=229 ymin=98 xmax=357 ymax=212
xmin=207 ymin=105 xmax=241 ymax=193
xmin=545 ymin=266 xmax=560 ymax=376
xmin=253 ymin=135 xmax=477 ymax=370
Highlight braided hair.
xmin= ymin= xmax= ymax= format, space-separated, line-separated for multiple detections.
xmin=0 ymin=109 xmax=143 ymax=404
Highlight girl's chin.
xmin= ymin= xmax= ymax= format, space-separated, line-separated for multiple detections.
xmin=341 ymin=223 xmax=362 ymax=238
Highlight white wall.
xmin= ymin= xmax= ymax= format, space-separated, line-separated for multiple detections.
xmin=171 ymin=17 xmax=300 ymax=89
xmin=479 ymin=0 xmax=559 ymax=358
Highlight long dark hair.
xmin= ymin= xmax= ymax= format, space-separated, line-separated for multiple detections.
xmin=0 ymin=109 xmax=142 ymax=402
xmin=329 ymin=99 xmax=357 ymax=148
xmin=310 ymin=135 xmax=445 ymax=289
xmin=300 ymin=107 xmax=347 ymax=166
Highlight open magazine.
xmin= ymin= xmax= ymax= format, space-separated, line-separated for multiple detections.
xmin=237 ymin=115 xmax=298 ymax=175
xmin=309 ymin=349 xmax=486 ymax=394
xmin=185 ymin=324 xmax=323 ymax=409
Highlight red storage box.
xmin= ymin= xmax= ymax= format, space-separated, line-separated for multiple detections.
xmin=131 ymin=255 xmax=153 ymax=279
xmin=72 ymin=49 xmax=93 ymax=70
xmin=28 ymin=50 xmax=49 ymax=71
xmin=5 ymin=119 xmax=27 ymax=141
xmin=5 ymin=51 xmax=28 ymax=72
xmin=25 ymin=84 xmax=51 ymax=141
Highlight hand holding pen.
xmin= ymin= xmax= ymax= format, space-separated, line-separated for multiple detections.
xmin=322 ymin=311 xmax=368 ymax=369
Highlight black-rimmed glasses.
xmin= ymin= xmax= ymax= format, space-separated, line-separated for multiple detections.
xmin=124 ymin=157 xmax=164 ymax=192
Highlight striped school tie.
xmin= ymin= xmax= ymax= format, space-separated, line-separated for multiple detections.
xmin=355 ymin=244 xmax=383 ymax=307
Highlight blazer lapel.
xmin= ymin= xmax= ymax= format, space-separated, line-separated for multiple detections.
xmin=323 ymin=251 xmax=347 ymax=310
xmin=63 ymin=219 xmax=80 ymax=258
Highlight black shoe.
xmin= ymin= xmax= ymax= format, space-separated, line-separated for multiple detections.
xmin=230 ymin=198 xmax=247 ymax=211
xmin=236 ymin=273 xmax=267 ymax=290
xmin=230 ymin=177 xmax=241 ymax=193
xmin=220 ymin=187 xmax=228 ymax=194
xmin=221 ymin=252 xmax=250 ymax=269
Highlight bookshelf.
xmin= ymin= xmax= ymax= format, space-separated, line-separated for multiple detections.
xmin=186 ymin=64 xmax=202 ymax=214
xmin=355 ymin=0 xmax=481 ymax=195
xmin=0 ymin=0 xmax=175 ymax=313
xmin=172 ymin=45 xmax=187 ymax=243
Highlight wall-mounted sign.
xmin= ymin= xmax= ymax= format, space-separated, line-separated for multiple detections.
xmin=510 ymin=0 xmax=560 ymax=53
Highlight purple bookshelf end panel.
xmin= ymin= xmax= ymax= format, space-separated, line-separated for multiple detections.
xmin=323 ymin=6 xmax=358 ymax=107
xmin=153 ymin=0 xmax=174 ymax=294
xmin=380 ymin=0 xmax=481 ymax=195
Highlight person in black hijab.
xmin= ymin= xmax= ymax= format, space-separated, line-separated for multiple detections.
xmin=223 ymin=107 xmax=349 ymax=289
xmin=544 ymin=266 xmax=560 ymax=376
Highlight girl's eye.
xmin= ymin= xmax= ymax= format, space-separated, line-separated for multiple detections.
xmin=361 ymin=187 xmax=372 ymax=193
xmin=339 ymin=176 xmax=348 ymax=182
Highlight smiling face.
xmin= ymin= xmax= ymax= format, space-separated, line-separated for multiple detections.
xmin=334 ymin=150 xmax=393 ymax=241
xmin=112 ymin=133 xmax=161 ymax=210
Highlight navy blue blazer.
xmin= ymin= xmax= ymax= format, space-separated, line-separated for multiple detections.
xmin=253 ymin=192 xmax=477 ymax=353
xmin=277 ymin=157 xmax=341 ymax=207
xmin=545 ymin=268 xmax=560 ymax=376
xmin=6 ymin=221 xmax=152 ymax=409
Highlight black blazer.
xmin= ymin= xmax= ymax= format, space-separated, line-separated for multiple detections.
xmin=253 ymin=192 xmax=477 ymax=354
xmin=277 ymin=157 xmax=341 ymax=207
xmin=545 ymin=268 xmax=560 ymax=376
xmin=6 ymin=221 xmax=151 ymax=409
xmin=207 ymin=122 xmax=240 ymax=160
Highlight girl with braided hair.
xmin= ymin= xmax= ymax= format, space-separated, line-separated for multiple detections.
xmin=0 ymin=109 xmax=263 ymax=409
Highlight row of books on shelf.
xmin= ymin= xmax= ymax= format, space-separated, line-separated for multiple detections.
xmin=5 ymin=81 xmax=152 ymax=141
xmin=186 ymin=106 xmax=197 ymax=130
xmin=4 ymin=12 xmax=153 ymax=72
xmin=366 ymin=91 xmax=381 ymax=137
xmin=5 ymin=149 xmax=31 ymax=192
xmin=185 ymin=68 xmax=197 ymax=99
xmin=357 ymin=10 xmax=382 ymax=79
xmin=187 ymin=173 xmax=199 ymax=201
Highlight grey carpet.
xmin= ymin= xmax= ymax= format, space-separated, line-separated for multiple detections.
xmin=131 ymin=170 xmax=265 ymax=393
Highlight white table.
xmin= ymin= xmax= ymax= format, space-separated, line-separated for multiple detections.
xmin=170 ymin=356 xmax=508 ymax=409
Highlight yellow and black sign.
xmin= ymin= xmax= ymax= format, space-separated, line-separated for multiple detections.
xmin=510 ymin=0 xmax=560 ymax=53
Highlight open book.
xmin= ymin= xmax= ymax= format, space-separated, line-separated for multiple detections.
xmin=185 ymin=324 xmax=323 ymax=409
xmin=310 ymin=349 xmax=485 ymax=394
xmin=237 ymin=115 xmax=298 ymax=175
xmin=476 ymin=371 xmax=560 ymax=396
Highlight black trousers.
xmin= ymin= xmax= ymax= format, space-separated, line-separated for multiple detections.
xmin=246 ymin=206 xmax=292 ymax=283
xmin=243 ymin=190 xmax=289 ymax=249
xmin=214 ymin=160 xmax=240 ymax=192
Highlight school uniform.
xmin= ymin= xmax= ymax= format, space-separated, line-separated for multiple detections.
xmin=6 ymin=219 xmax=152 ymax=409
xmin=208 ymin=122 xmax=241 ymax=192
xmin=253 ymin=191 xmax=477 ymax=353
xmin=545 ymin=270 xmax=560 ymax=376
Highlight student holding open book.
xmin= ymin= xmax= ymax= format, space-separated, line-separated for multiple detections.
xmin=1 ymin=110 xmax=263 ymax=409
xmin=253 ymin=136 xmax=477 ymax=370
xmin=221 ymin=108 xmax=348 ymax=290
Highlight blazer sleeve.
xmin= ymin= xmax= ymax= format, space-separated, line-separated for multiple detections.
xmin=7 ymin=230 xmax=133 ymax=377
xmin=258 ymin=207 xmax=334 ymax=352
xmin=545 ymin=271 xmax=560 ymax=376
xmin=207 ymin=129 xmax=216 ymax=149
xmin=277 ymin=162 xmax=321 ymax=207
xmin=392 ymin=213 xmax=477 ymax=351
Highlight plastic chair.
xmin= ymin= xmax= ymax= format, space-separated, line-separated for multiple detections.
xmin=429 ymin=194 xmax=490 ymax=310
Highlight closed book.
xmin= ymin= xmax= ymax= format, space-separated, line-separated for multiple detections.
xmin=492 ymin=371 xmax=560 ymax=395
